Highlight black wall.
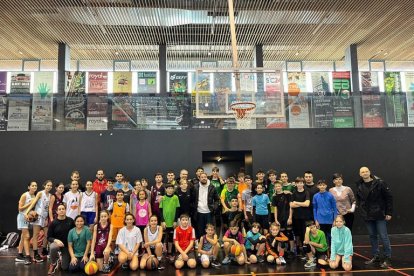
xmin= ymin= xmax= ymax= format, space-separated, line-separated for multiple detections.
xmin=1 ymin=128 xmax=413 ymax=234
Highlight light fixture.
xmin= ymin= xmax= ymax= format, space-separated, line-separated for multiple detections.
xmin=54 ymin=118 xmax=60 ymax=122
xmin=115 ymin=51 xmax=119 ymax=55
xmin=295 ymin=51 xmax=299 ymax=56
xmin=19 ymin=51 xmax=23 ymax=55
xmin=217 ymin=156 xmax=222 ymax=162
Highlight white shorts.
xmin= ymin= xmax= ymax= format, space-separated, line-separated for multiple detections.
xmin=32 ymin=215 xmax=48 ymax=228
xmin=17 ymin=213 xmax=30 ymax=230
xmin=200 ymin=254 xmax=211 ymax=263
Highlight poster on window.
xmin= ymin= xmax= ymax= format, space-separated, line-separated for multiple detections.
xmin=287 ymin=72 xmax=309 ymax=128
xmin=264 ymin=72 xmax=282 ymax=94
xmin=33 ymin=72 xmax=54 ymax=96
xmin=87 ymin=95 xmax=108 ymax=130
xmin=88 ymin=72 xmax=108 ymax=94
xmin=405 ymin=72 xmax=414 ymax=127
xmin=240 ymin=72 xmax=256 ymax=92
xmin=193 ymin=72 xmax=210 ymax=93
xmin=332 ymin=71 xmax=354 ymax=128
xmin=0 ymin=72 xmax=7 ymax=95
xmin=31 ymin=94 xmax=53 ymax=131
xmin=113 ymin=72 xmax=132 ymax=94
xmin=137 ymin=72 xmax=157 ymax=93
xmin=360 ymin=72 xmax=385 ymax=127
xmin=311 ymin=72 xmax=330 ymax=94
xmin=169 ymin=72 xmax=188 ymax=93
xmin=111 ymin=95 xmax=137 ymax=129
xmin=384 ymin=72 xmax=406 ymax=127
xmin=65 ymin=71 xmax=86 ymax=130
xmin=10 ymin=72 xmax=31 ymax=94
xmin=0 ymin=96 xmax=7 ymax=130
xmin=7 ymin=96 xmax=30 ymax=131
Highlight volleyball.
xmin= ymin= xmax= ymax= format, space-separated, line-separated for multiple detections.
xmin=84 ymin=260 xmax=99 ymax=275
xmin=145 ymin=255 xmax=159 ymax=270
xmin=230 ymin=244 xmax=242 ymax=256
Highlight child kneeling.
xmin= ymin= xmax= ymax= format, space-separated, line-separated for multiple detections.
xmin=266 ymin=223 xmax=288 ymax=265
xmin=173 ymin=214 xmax=197 ymax=269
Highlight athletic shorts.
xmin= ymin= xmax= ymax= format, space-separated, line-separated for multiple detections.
xmin=95 ymin=244 xmax=108 ymax=258
xmin=246 ymin=249 xmax=257 ymax=257
xmin=255 ymin=214 xmax=269 ymax=230
xmin=81 ymin=212 xmax=96 ymax=225
xmin=17 ymin=213 xmax=30 ymax=230
xmin=315 ymin=250 xmax=328 ymax=261
xmin=32 ymin=215 xmax=48 ymax=228
xmin=175 ymin=251 xmax=196 ymax=261
xmin=200 ymin=254 xmax=212 ymax=263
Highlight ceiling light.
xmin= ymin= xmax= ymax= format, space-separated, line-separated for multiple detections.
xmin=384 ymin=52 xmax=388 ymax=56
xmin=217 ymin=157 xmax=222 ymax=162
xmin=295 ymin=52 xmax=299 ymax=56
xmin=54 ymin=118 xmax=60 ymax=122
xmin=115 ymin=51 xmax=119 ymax=55
xmin=19 ymin=51 xmax=23 ymax=55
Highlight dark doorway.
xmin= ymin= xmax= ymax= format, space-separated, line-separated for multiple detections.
xmin=202 ymin=150 xmax=252 ymax=178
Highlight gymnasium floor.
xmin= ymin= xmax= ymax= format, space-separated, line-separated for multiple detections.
xmin=1 ymin=234 xmax=413 ymax=276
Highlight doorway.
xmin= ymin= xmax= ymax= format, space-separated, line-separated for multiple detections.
xmin=202 ymin=150 xmax=252 ymax=178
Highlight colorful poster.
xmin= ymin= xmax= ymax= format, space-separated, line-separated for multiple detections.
xmin=88 ymin=72 xmax=108 ymax=94
xmin=137 ymin=72 xmax=157 ymax=93
xmin=87 ymin=95 xmax=108 ymax=130
xmin=33 ymin=72 xmax=54 ymax=96
xmin=31 ymin=94 xmax=53 ymax=130
xmin=193 ymin=72 xmax=210 ymax=93
xmin=361 ymin=72 xmax=384 ymax=128
xmin=0 ymin=72 xmax=7 ymax=95
xmin=65 ymin=71 xmax=86 ymax=130
xmin=287 ymin=72 xmax=309 ymax=128
xmin=113 ymin=72 xmax=132 ymax=94
xmin=264 ymin=72 xmax=282 ymax=94
xmin=10 ymin=72 xmax=31 ymax=94
xmin=0 ymin=96 xmax=7 ymax=130
xmin=405 ymin=72 xmax=414 ymax=127
xmin=111 ymin=95 xmax=137 ymax=129
xmin=7 ymin=97 xmax=30 ymax=131
xmin=214 ymin=72 xmax=232 ymax=93
xmin=332 ymin=71 xmax=354 ymax=128
xmin=240 ymin=73 xmax=256 ymax=92
xmin=311 ymin=72 xmax=330 ymax=94
xmin=384 ymin=72 xmax=406 ymax=127
xmin=169 ymin=72 xmax=188 ymax=93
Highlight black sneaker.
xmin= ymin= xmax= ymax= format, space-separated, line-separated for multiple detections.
xmin=211 ymin=259 xmax=221 ymax=268
xmin=257 ymin=255 xmax=265 ymax=263
xmin=24 ymin=256 xmax=32 ymax=265
xmin=34 ymin=254 xmax=44 ymax=263
xmin=365 ymin=255 xmax=381 ymax=265
xmin=380 ymin=258 xmax=392 ymax=269
xmin=15 ymin=254 xmax=25 ymax=263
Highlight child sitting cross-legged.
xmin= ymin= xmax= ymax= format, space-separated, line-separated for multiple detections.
xmin=245 ymin=222 xmax=267 ymax=263
xmin=303 ymin=220 xmax=329 ymax=269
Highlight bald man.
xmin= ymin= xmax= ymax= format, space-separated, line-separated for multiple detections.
xmin=356 ymin=167 xmax=393 ymax=269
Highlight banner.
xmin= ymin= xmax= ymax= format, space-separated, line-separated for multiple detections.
xmin=31 ymin=94 xmax=53 ymax=130
xmin=311 ymin=72 xmax=330 ymax=94
xmin=384 ymin=72 xmax=406 ymax=127
xmin=0 ymin=72 xmax=7 ymax=95
xmin=405 ymin=72 xmax=414 ymax=127
xmin=113 ymin=72 xmax=132 ymax=94
xmin=137 ymin=72 xmax=157 ymax=93
xmin=87 ymin=95 xmax=108 ymax=130
xmin=10 ymin=72 xmax=31 ymax=94
xmin=65 ymin=71 xmax=86 ymax=130
xmin=361 ymin=72 xmax=385 ymax=127
xmin=88 ymin=72 xmax=108 ymax=93
xmin=332 ymin=71 xmax=354 ymax=128
xmin=287 ymin=72 xmax=309 ymax=128
xmin=169 ymin=72 xmax=188 ymax=93
xmin=264 ymin=72 xmax=282 ymax=94
xmin=111 ymin=95 xmax=137 ymax=129
xmin=33 ymin=72 xmax=54 ymax=96
xmin=7 ymin=96 xmax=30 ymax=131
xmin=0 ymin=96 xmax=7 ymax=130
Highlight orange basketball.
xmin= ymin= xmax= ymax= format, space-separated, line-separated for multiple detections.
xmin=84 ymin=260 xmax=99 ymax=275
xmin=145 ymin=255 xmax=159 ymax=270
xmin=230 ymin=244 xmax=242 ymax=256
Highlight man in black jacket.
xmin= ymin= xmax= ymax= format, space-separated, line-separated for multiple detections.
xmin=193 ymin=172 xmax=219 ymax=239
xmin=356 ymin=166 xmax=393 ymax=268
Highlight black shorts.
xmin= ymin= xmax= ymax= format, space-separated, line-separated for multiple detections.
xmin=255 ymin=214 xmax=270 ymax=230
xmin=315 ymin=250 xmax=328 ymax=260
xmin=246 ymin=249 xmax=256 ymax=257
xmin=175 ymin=250 xmax=196 ymax=261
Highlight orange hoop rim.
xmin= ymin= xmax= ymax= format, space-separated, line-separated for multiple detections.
xmin=230 ymin=101 xmax=256 ymax=119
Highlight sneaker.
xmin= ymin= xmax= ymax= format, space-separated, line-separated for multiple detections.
xmin=380 ymin=258 xmax=392 ymax=269
xmin=102 ymin=263 xmax=111 ymax=273
xmin=304 ymin=260 xmax=316 ymax=268
xmin=34 ymin=254 xmax=44 ymax=263
xmin=365 ymin=255 xmax=381 ymax=265
xmin=158 ymin=263 xmax=166 ymax=270
xmin=279 ymin=256 xmax=286 ymax=265
xmin=15 ymin=254 xmax=25 ymax=263
xmin=222 ymin=256 xmax=231 ymax=265
xmin=24 ymin=256 xmax=32 ymax=265
xmin=211 ymin=260 xmax=221 ymax=268
xmin=257 ymin=255 xmax=265 ymax=263
xmin=48 ymin=262 xmax=59 ymax=275
xmin=300 ymin=255 xmax=308 ymax=261
xmin=42 ymin=248 xmax=49 ymax=256
xmin=121 ymin=262 xmax=129 ymax=270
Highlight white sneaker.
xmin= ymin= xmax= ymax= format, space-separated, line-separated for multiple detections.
xmin=279 ymin=256 xmax=286 ymax=265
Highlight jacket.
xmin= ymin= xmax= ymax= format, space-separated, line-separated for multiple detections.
xmin=356 ymin=175 xmax=393 ymax=220
xmin=193 ymin=181 xmax=219 ymax=214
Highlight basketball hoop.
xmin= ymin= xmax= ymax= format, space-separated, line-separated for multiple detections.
xmin=230 ymin=101 xmax=256 ymax=129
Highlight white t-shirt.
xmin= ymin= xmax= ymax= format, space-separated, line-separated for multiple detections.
xmin=197 ymin=182 xmax=210 ymax=213
xmin=116 ymin=226 xmax=143 ymax=254
xmin=63 ymin=191 xmax=81 ymax=220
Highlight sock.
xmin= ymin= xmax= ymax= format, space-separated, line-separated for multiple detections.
xmin=157 ymin=256 xmax=162 ymax=261
xmin=33 ymin=250 xmax=38 ymax=255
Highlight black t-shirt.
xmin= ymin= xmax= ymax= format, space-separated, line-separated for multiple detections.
xmin=47 ymin=217 xmax=75 ymax=246
xmin=272 ymin=193 xmax=291 ymax=222
xmin=290 ymin=189 xmax=312 ymax=220
xmin=176 ymin=189 xmax=194 ymax=217
xmin=361 ymin=180 xmax=373 ymax=200
xmin=101 ymin=190 xmax=117 ymax=210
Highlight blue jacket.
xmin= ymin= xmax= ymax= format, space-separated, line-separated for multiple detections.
xmin=330 ymin=226 xmax=353 ymax=262
xmin=313 ymin=191 xmax=337 ymax=224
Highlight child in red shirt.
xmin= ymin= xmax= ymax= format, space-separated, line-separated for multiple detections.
xmin=173 ymin=214 xmax=197 ymax=269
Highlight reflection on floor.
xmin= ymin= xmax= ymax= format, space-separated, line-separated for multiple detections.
xmin=1 ymin=234 xmax=413 ymax=276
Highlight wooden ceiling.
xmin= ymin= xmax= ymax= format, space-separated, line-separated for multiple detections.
xmin=0 ymin=0 xmax=413 ymax=68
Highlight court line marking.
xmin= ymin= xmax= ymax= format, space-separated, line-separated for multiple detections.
xmin=354 ymin=244 xmax=414 ymax=248
xmin=354 ymin=252 xmax=412 ymax=276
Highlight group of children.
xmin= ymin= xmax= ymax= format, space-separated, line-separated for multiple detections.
xmin=15 ymin=167 xmax=355 ymax=274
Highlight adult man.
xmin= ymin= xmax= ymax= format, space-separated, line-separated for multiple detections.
xmin=191 ymin=167 xmax=204 ymax=186
xmin=92 ymin=169 xmax=108 ymax=197
xmin=150 ymin=173 xmax=165 ymax=222
xmin=193 ymin=172 xmax=219 ymax=238
xmin=114 ymin=172 xmax=133 ymax=190
xmin=356 ymin=167 xmax=393 ymax=268
xmin=166 ymin=170 xmax=177 ymax=187
xmin=304 ymin=171 xmax=319 ymax=219
xmin=64 ymin=170 xmax=83 ymax=193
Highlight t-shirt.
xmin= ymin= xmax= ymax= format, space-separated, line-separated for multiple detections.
xmin=68 ymin=226 xmax=92 ymax=257
xmin=224 ymin=229 xmax=244 ymax=244
xmin=282 ymin=183 xmax=295 ymax=193
xmin=176 ymin=189 xmax=193 ymax=217
xmin=252 ymin=193 xmax=270 ymax=215
xmin=159 ymin=194 xmax=180 ymax=227
xmin=242 ymin=188 xmax=253 ymax=212
xmin=150 ymin=184 xmax=165 ymax=218
xmin=210 ymin=178 xmax=223 ymax=196
xmin=272 ymin=193 xmax=291 ymax=222
xmin=221 ymin=188 xmax=239 ymax=209
xmin=120 ymin=189 xmax=132 ymax=206
xmin=245 ymin=231 xmax=261 ymax=249
xmin=313 ymin=192 xmax=337 ymax=224
xmin=63 ymin=191 xmax=81 ymax=220
xmin=93 ymin=179 xmax=108 ymax=197
xmin=290 ymin=189 xmax=312 ymax=220
xmin=116 ymin=226 xmax=143 ymax=254
xmin=174 ymin=226 xmax=196 ymax=251
xmin=47 ymin=217 xmax=75 ymax=246
xmin=309 ymin=229 xmax=328 ymax=252
xmin=101 ymin=190 xmax=117 ymax=211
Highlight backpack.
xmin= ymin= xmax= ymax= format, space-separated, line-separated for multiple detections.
xmin=1 ymin=232 xmax=20 ymax=248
